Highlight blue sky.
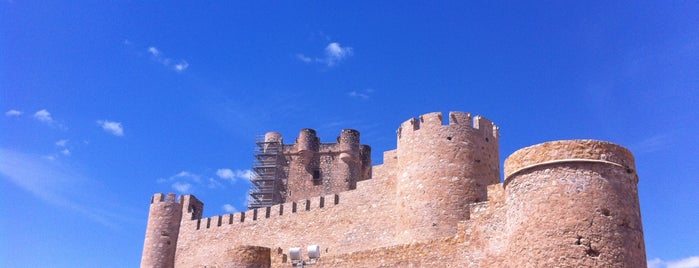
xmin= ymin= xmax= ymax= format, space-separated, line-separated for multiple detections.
xmin=1 ymin=1 xmax=698 ymax=267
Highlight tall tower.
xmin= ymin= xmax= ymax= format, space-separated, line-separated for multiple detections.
xmin=140 ymin=193 xmax=183 ymax=268
xmin=395 ymin=111 xmax=500 ymax=242
xmin=141 ymin=194 xmax=202 ymax=268
xmin=504 ymin=140 xmax=646 ymax=267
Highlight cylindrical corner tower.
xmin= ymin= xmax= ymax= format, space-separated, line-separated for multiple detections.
xmin=264 ymin=132 xmax=282 ymax=152
xmin=296 ymin=128 xmax=318 ymax=166
xmin=504 ymin=140 xmax=645 ymax=267
xmin=338 ymin=129 xmax=361 ymax=189
xmin=225 ymin=245 xmax=271 ymax=268
xmin=395 ymin=111 xmax=500 ymax=242
xmin=141 ymin=193 xmax=183 ymax=268
xmin=338 ymin=128 xmax=360 ymax=159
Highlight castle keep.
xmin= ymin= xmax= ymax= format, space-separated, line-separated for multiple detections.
xmin=141 ymin=111 xmax=646 ymax=267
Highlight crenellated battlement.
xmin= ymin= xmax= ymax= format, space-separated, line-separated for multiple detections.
xmin=151 ymin=193 xmax=180 ymax=204
xmin=194 ymin=193 xmax=342 ymax=230
xmin=397 ymin=111 xmax=499 ymax=139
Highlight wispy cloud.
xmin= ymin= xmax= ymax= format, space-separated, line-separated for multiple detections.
xmin=648 ymin=256 xmax=699 ymax=268
xmin=217 ymin=168 xmax=253 ymax=182
xmin=348 ymin=89 xmax=373 ymax=100
xmin=222 ymin=204 xmax=236 ymax=213
xmin=634 ymin=133 xmax=672 ymax=153
xmin=33 ymin=109 xmax=66 ymax=129
xmin=147 ymin=46 xmax=189 ymax=72
xmin=34 ymin=109 xmax=54 ymax=123
xmin=175 ymin=171 xmax=201 ymax=182
xmin=297 ymin=42 xmax=353 ymax=67
xmin=5 ymin=109 xmax=22 ymax=116
xmin=174 ymin=61 xmax=189 ymax=72
xmin=207 ymin=177 xmax=224 ymax=189
xmin=147 ymin=46 xmax=160 ymax=57
xmin=158 ymin=171 xmax=203 ymax=193
xmin=296 ymin=54 xmax=313 ymax=63
xmin=0 ymin=148 xmax=137 ymax=228
xmin=324 ymin=42 xmax=353 ymax=66
xmin=158 ymin=168 xmax=250 ymax=194
xmin=56 ymin=139 xmax=68 ymax=147
xmin=97 ymin=120 xmax=124 ymax=136
xmin=172 ymin=182 xmax=192 ymax=193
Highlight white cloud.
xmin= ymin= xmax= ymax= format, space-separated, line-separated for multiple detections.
xmin=217 ymin=168 xmax=235 ymax=179
xmin=5 ymin=109 xmax=22 ymax=116
xmin=649 ymin=256 xmax=699 ymax=268
xmin=222 ymin=204 xmax=236 ymax=213
xmin=297 ymin=42 xmax=353 ymax=67
xmin=147 ymin=46 xmax=160 ymax=56
xmin=147 ymin=46 xmax=189 ymax=73
xmin=635 ymin=134 xmax=672 ymax=153
xmin=297 ymin=54 xmax=313 ymax=63
xmin=668 ymin=257 xmax=699 ymax=268
xmin=207 ymin=177 xmax=224 ymax=189
xmin=171 ymin=182 xmax=192 ymax=193
xmin=55 ymin=139 xmax=68 ymax=147
xmin=174 ymin=171 xmax=201 ymax=182
xmin=34 ymin=109 xmax=54 ymax=123
xmin=174 ymin=60 xmax=189 ymax=72
xmin=158 ymin=171 xmax=203 ymax=193
xmin=325 ymin=42 xmax=352 ymax=66
xmin=32 ymin=109 xmax=66 ymax=130
xmin=217 ymin=168 xmax=253 ymax=182
xmin=97 ymin=120 xmax=124 ymax=136
xmin=348 ymin=89 xmax=373 ymax=100
xmin=61 ymin=149 xmax=71 ymax=156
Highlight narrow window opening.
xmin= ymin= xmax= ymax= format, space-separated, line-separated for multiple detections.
xmin=312 ymin=169 xmax=322 ymax=185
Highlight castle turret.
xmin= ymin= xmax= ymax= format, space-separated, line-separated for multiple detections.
xmin=338 ymin=129 xmax=361 ymax=189
xmin=504 ymin=140 xmax=646 ymax=267
xmin=264 ymin=131 xmax=282 ymax=151
xmin=141 ymin=193 xmax=183 ymax=268
xmin=395 ymin=111 xmax=500 ymax=242
xmin=295 ymin=128 xmax=318 ymax=166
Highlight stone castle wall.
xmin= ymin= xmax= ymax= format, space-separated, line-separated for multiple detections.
xmin=140 ymin=111 xmax=646 ymax=267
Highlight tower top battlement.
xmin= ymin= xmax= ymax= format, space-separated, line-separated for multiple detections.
xmin=397 ymin=111 xmax=499 ymax=139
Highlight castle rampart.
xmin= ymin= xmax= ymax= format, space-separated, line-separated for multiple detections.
xmin=140 ymin=111 xmax=646 ymax=267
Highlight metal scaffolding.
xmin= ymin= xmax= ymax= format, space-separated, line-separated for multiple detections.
xmin=248 ymin=136 xmax=285 ymax=209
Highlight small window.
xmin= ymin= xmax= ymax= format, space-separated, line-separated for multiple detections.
xmin=312 ymin=169 xmax=321 ymax=185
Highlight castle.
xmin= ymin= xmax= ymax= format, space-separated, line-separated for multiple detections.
xmin=140 ymin=111 xmax=647 ymax=267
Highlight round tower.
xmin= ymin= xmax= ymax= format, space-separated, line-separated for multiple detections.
xmin=504 ymin=140 xmax=646 ymax=267
xmin=264 ymin=132 xmax=282 ymax=152
xmin=338 ymin=128 xmax=360 ymax=161
xmin=338 ymin=129 xmax=361 ymax=189
xmin=141 ymin=193 xmax=183 ymax=268
xmin=395 ymin=111 xmax=500 ymax=242
xmin=295 ymin=128 xmax=318 ymax=166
